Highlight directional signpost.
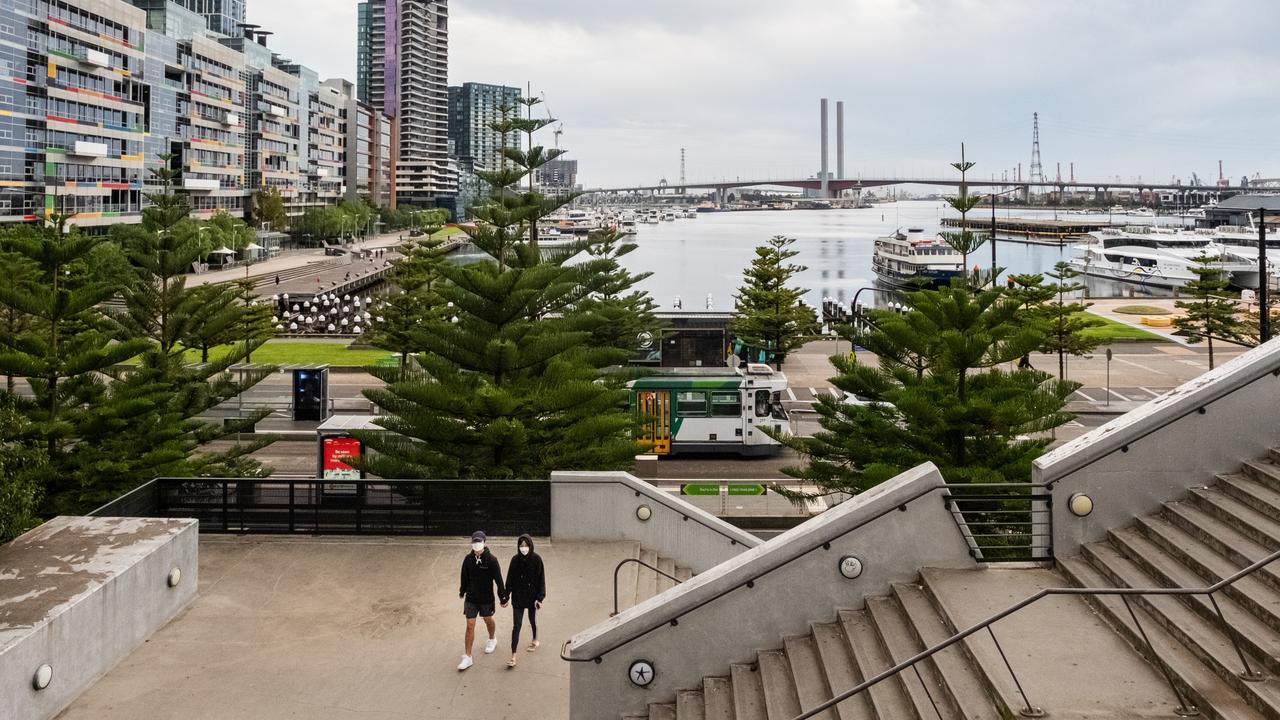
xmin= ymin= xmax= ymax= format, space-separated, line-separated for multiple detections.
xmin=727 ymin=484 xmax=766 ymax=496
xmin=680 ymin=483 xmax=720 ymax=496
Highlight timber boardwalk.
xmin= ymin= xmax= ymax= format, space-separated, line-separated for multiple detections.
xmin=941 ymin=216 xmax=1112 ymax=242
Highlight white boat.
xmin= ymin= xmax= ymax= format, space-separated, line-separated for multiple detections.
xmin=1108 ymin=205 xmax=1128 ymax=215
xmin=1129 ymin=207 xmax=1154 ymax=217
xmin=644 ymin=210 xmax=660 ymax=224
xmin=871 ymin=228 xmax=965 ymax=288
xmin=1069 ymin=226 xmax=1262 ymax=289
xmin=682 ymin=208 xmax=697 ymax=219
xmin=661 ymin=211 xmax=676 ymax=222
xmin=618 ymin=212 xmax=639 ymax=236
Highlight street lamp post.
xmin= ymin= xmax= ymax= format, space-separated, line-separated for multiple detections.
xmin=989 ymin=187 xmax=1020 ymax=287
xmin=1261 ymin=208 xmax=1270 ymax=343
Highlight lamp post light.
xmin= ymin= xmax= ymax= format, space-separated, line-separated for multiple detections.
xmin=989 ymin=187 xmax=1021 ymax=288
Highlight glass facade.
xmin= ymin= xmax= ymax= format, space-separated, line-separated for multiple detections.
xmin=448 ymin=82 xmax=519 ymax=173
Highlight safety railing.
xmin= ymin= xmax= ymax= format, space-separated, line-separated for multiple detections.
xmin=611 ymin=558 xmax=684 ymax=617
xmin=792 ymin=548 xmax=1280 ymax=720
xmin=143 ymin=477 xmax=551 ymax=536
xmin=561 ymin=481 xmax=1052 ymax=663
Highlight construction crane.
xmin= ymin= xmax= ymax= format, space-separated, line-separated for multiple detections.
xmin=538 ymin=92 xmax=564 ymax=149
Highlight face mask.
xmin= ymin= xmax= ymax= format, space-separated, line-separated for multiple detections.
xmin=471 ymin=542 xmax=484 ymax=553
xmin=519 ymin=546 xmax=530 ymax=555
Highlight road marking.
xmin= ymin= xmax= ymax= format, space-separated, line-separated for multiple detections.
xmin=808 ymin=387 xmax=819 ymax=399
xmin=1073 ymin=389 xmax=1098 ymax=402
xmin=1065 ymin=420 xmax=1084 ymax=428
xmin=1176 ymin=359 xmax=1209 ymax=368
xmin=1105 ymin=387 xmax=1129 ymax=401
xmin=1138 ymin=387 xmax=1163 ymax=398
xmin=785 ymin=387 xmax=797 ymax=402
xmin=828 ymin=387 xmax=843 ymax=397
xmin=1116 ymin=357 xmax=1166 ymax=375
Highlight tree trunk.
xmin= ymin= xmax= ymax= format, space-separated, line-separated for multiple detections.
xmin=1208 ymin=334 xmax=1215 ymax=370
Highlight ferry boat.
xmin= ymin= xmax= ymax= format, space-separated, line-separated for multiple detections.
xmin=870 ymin=228 xmax=965 ymax=288
xmin=1069 ymin=226 xmax=1262 ymax=289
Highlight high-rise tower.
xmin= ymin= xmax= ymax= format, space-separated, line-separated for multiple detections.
xmin=358 ymin=0 xmax=454 ymax=207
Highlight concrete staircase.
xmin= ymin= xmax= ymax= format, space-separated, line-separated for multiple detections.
xmin=616 ymin=545 xmax=695 ymax=615
xmin=1060 ymin=448 xmax=1280 ymax=720
xmin=621 ymin=578 xmax=1006 ymax=720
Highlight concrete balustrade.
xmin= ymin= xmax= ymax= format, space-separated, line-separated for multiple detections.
xmin=0 ymin=516 xmax=198 ymax=720
xmin=562 ymin=463 xmax=977 ymax=720
xmin=550 ymin=471 xmax=760 ymax=574
xmin=1036 ymin=339 xmax=1280 ymax=555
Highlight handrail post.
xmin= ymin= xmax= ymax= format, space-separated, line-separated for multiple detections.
xmin=985 ymin=626 xmax=1043 ymax=717
xmin=1120 ymin=596 xmax=1200 ymax=717
xmin=1206 ymin=591 xmax=1264 ymax=681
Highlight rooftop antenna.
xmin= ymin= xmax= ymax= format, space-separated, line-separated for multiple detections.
xmin=1029 ymin=112 xmax=1044 ymax=185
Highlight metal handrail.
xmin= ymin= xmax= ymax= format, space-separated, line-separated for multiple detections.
xmin=556 ymin=479 xmax=754 ymax=548
xmin=612 ymin=558 xmax=683 ymax=617
xmin=792 ymin=548 xmax=1280 ymax=720
xmin=561 ymin=482 xmax=1050 ymax=663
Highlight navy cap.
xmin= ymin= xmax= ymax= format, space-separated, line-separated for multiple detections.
xmin=471 ymin=530 xmax=486 ymax=543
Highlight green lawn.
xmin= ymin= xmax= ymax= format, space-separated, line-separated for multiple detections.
xmin=179 ymin=341 xmax=395 ymax=367
xmin=1078 ymin=312 xmax=1168 ymax=342
xmin=431 ymin=226 xmax=467 ymax=240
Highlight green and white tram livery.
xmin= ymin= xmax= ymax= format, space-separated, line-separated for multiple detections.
xmin=628 ymin=364 xmax=790 ymax=456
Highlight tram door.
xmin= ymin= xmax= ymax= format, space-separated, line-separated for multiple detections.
xmin=637 ymin=390 xmax=671 ymax=454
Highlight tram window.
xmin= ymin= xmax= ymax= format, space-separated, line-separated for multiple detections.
xmin=711 ymin=391 xmax=740 ymax=417
xmin=770 ymin=391 xmax=789 ymax=420
xmin=676 ymin=391 xmax=708 ymax=416
xmin=755 ymin=390 xmax=771 ymax=418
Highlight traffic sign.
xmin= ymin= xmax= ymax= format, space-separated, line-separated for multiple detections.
xmin=680 ymin=483 xmax=720 ymax=496
xmin=727 ymin=484 xmax=766 ymax=496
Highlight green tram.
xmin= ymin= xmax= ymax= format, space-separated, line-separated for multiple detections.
xmin=627 ymin=364 xmax=790 ymax=456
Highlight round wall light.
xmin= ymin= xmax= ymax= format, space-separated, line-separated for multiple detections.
xmin=167 ymin=567 xmax=182 ymax=587
xmin=33 ymin=664 xmax=52 ymax=690
xmin=629 ymin=659 xmax=656 ymax=687
xmin=839 ymin=555 xmax=863 ymax=580
xmin=636 ymin=504 xmax=653 ymax=522
xmin=1068 ymin=493 xmax=1094 ymax=517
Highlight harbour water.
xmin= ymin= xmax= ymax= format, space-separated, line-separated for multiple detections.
xmin=618 ymin=200 xmax=1185 ymax=311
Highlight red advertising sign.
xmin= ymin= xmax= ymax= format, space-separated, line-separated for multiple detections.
xmin=322 ymin=437 xmax=362 ymax=481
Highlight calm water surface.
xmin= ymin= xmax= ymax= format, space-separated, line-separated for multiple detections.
xmin=619 ymin=200 xmax=1181 ymax=310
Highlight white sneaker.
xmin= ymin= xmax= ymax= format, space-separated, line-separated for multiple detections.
xmin=484 ymin=638 xmax=498 ymax=654
xmin=457 ymin=655 xmax=474 ymax=671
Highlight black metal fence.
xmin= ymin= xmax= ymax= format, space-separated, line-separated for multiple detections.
xmin=133 ymin=478 xmax=550 ymax=536
xmin=944 ymin=484 xmax=1054 ymax=562
xmin=91 ymin=479 xmax=160 ymax=518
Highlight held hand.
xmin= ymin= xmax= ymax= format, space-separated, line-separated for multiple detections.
xmin=535 ymin=601 xmax=542 ymax=610
xmin=501 ymin=600 xmax=509 ymax=608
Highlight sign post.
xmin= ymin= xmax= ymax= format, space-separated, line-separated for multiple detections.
xmin=1105 ymin=347 xmax=1113 ymax=407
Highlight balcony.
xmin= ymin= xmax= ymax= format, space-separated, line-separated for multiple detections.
xmin=182 ymin=177 xmax=221 ymax=192
xmin=223 ymin=112 xmax=240 ymax=127
xmin=76 ymin=48 xmax=111 ymax=69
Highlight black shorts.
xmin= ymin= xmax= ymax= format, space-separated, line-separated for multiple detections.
xmin=463 ymin=600 xmax=495 ymax=619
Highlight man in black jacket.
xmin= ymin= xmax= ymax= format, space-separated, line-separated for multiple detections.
xmin=458 ymin=530 xmax=507 ymax=671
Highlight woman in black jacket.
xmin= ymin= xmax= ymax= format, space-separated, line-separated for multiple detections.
xmin=504 ymin=534 xmax=546 ymax=668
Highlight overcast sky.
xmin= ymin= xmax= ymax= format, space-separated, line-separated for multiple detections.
xmin=249 ymin=0 xmax=1280 ymax=188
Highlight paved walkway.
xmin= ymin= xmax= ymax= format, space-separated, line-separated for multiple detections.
xmin=59 ymin=536 xmax=634 ymax=720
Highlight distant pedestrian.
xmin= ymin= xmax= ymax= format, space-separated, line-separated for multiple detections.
xmin=458 ymin=531 xmax=507 ymax=671
xmin=274 ymin=274 xmax=280 ymax=285
xmin=504 ymin=534 xmax=546 ymax=668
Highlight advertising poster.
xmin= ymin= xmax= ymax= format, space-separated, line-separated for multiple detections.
xmin=322 ymin=436 xmax=362 ymax=489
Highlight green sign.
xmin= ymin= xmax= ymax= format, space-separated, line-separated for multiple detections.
xmin=727 ymin=484 xmax=766 ymax=496
xmin=680 ymin=483 xmax=720 ymax=496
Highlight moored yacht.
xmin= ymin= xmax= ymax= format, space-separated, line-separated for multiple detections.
xmin=870 ymin=228 xmax=965 ymax=288
xmin=1069 ymin=226 xmax=1263 ymax=289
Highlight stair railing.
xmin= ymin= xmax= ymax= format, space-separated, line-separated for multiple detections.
xmin=561 ymin=481 xmax=1051 ymax=664
xmin=792 ymin=548 xmax=1280 ymax=720
xmin=611 ymin=558 xmax=684 ymax=617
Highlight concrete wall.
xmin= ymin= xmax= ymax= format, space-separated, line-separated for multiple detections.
xmin=565 ymin=463 xmax=977 ymax=720
xmin=551 ymin=471 xmax=760 ymax=574
xmin=0 ymin=516 xmax=198 ymax=720
xmin=1037 ymin=340 xmax=1280 ymax=555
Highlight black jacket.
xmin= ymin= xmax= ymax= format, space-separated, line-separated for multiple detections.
xmin=505 ymin=534 xmax=546 ymax=609
xmin=460 ymin=547 xmax=507 ymax=605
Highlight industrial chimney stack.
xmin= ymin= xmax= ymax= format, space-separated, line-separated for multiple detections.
xmin=836 ymin=101 xmax=845 ymax=181
xmin=820 ymin=98 xmax=829 ymax=197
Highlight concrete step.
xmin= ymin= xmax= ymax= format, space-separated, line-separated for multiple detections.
xmin=1189 ymin=486 xmax=1280 ymax=552
xmin=1217 ymin=474 xmax=1280 ymax=525
xmin=864 ymin=595 xmax=954 ymax=720
xmin=703 ymin=677 xmax=735 ymax=720
xmin=810 ymin=621 xmax=875 ymax=720
xmin=891 ymin=582 xmax=1003 ymax=720
xmin=677 ymin=689 xmax=706 ymax=720
xmin=1059 ymin=554 xmax=1267 ymax=720
xmin=1081 ymin=541 xmax=1280 ymax=717
xmin=757 ymin=648 xmax=802 ymax=720
xmin=838 ymin=609 xmax=920 ymax=720
xmin=658 ymin=556 xmax=678 ymax=594
xmin=622 ymin=713 xmax=648 ymax=720
xmin=649 ymin=702 xmax=677 ymax=720
xmin=782 ymin=634 xmax=837 ymax=720
xmin=1133 ymin=516 xmax=1280 ymax=639
xmin=676 ymin=566 xmax=694 ymax=583
xmin=1162 ymin=500 xmax=1280 ymax=595
xmin=639 ymin=547 xmax=660 ymax=603
xmin=1241 ymin=458 xmax=1280 ymax=494
xmin=730 ymin=662 xmax=769 ymax=720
